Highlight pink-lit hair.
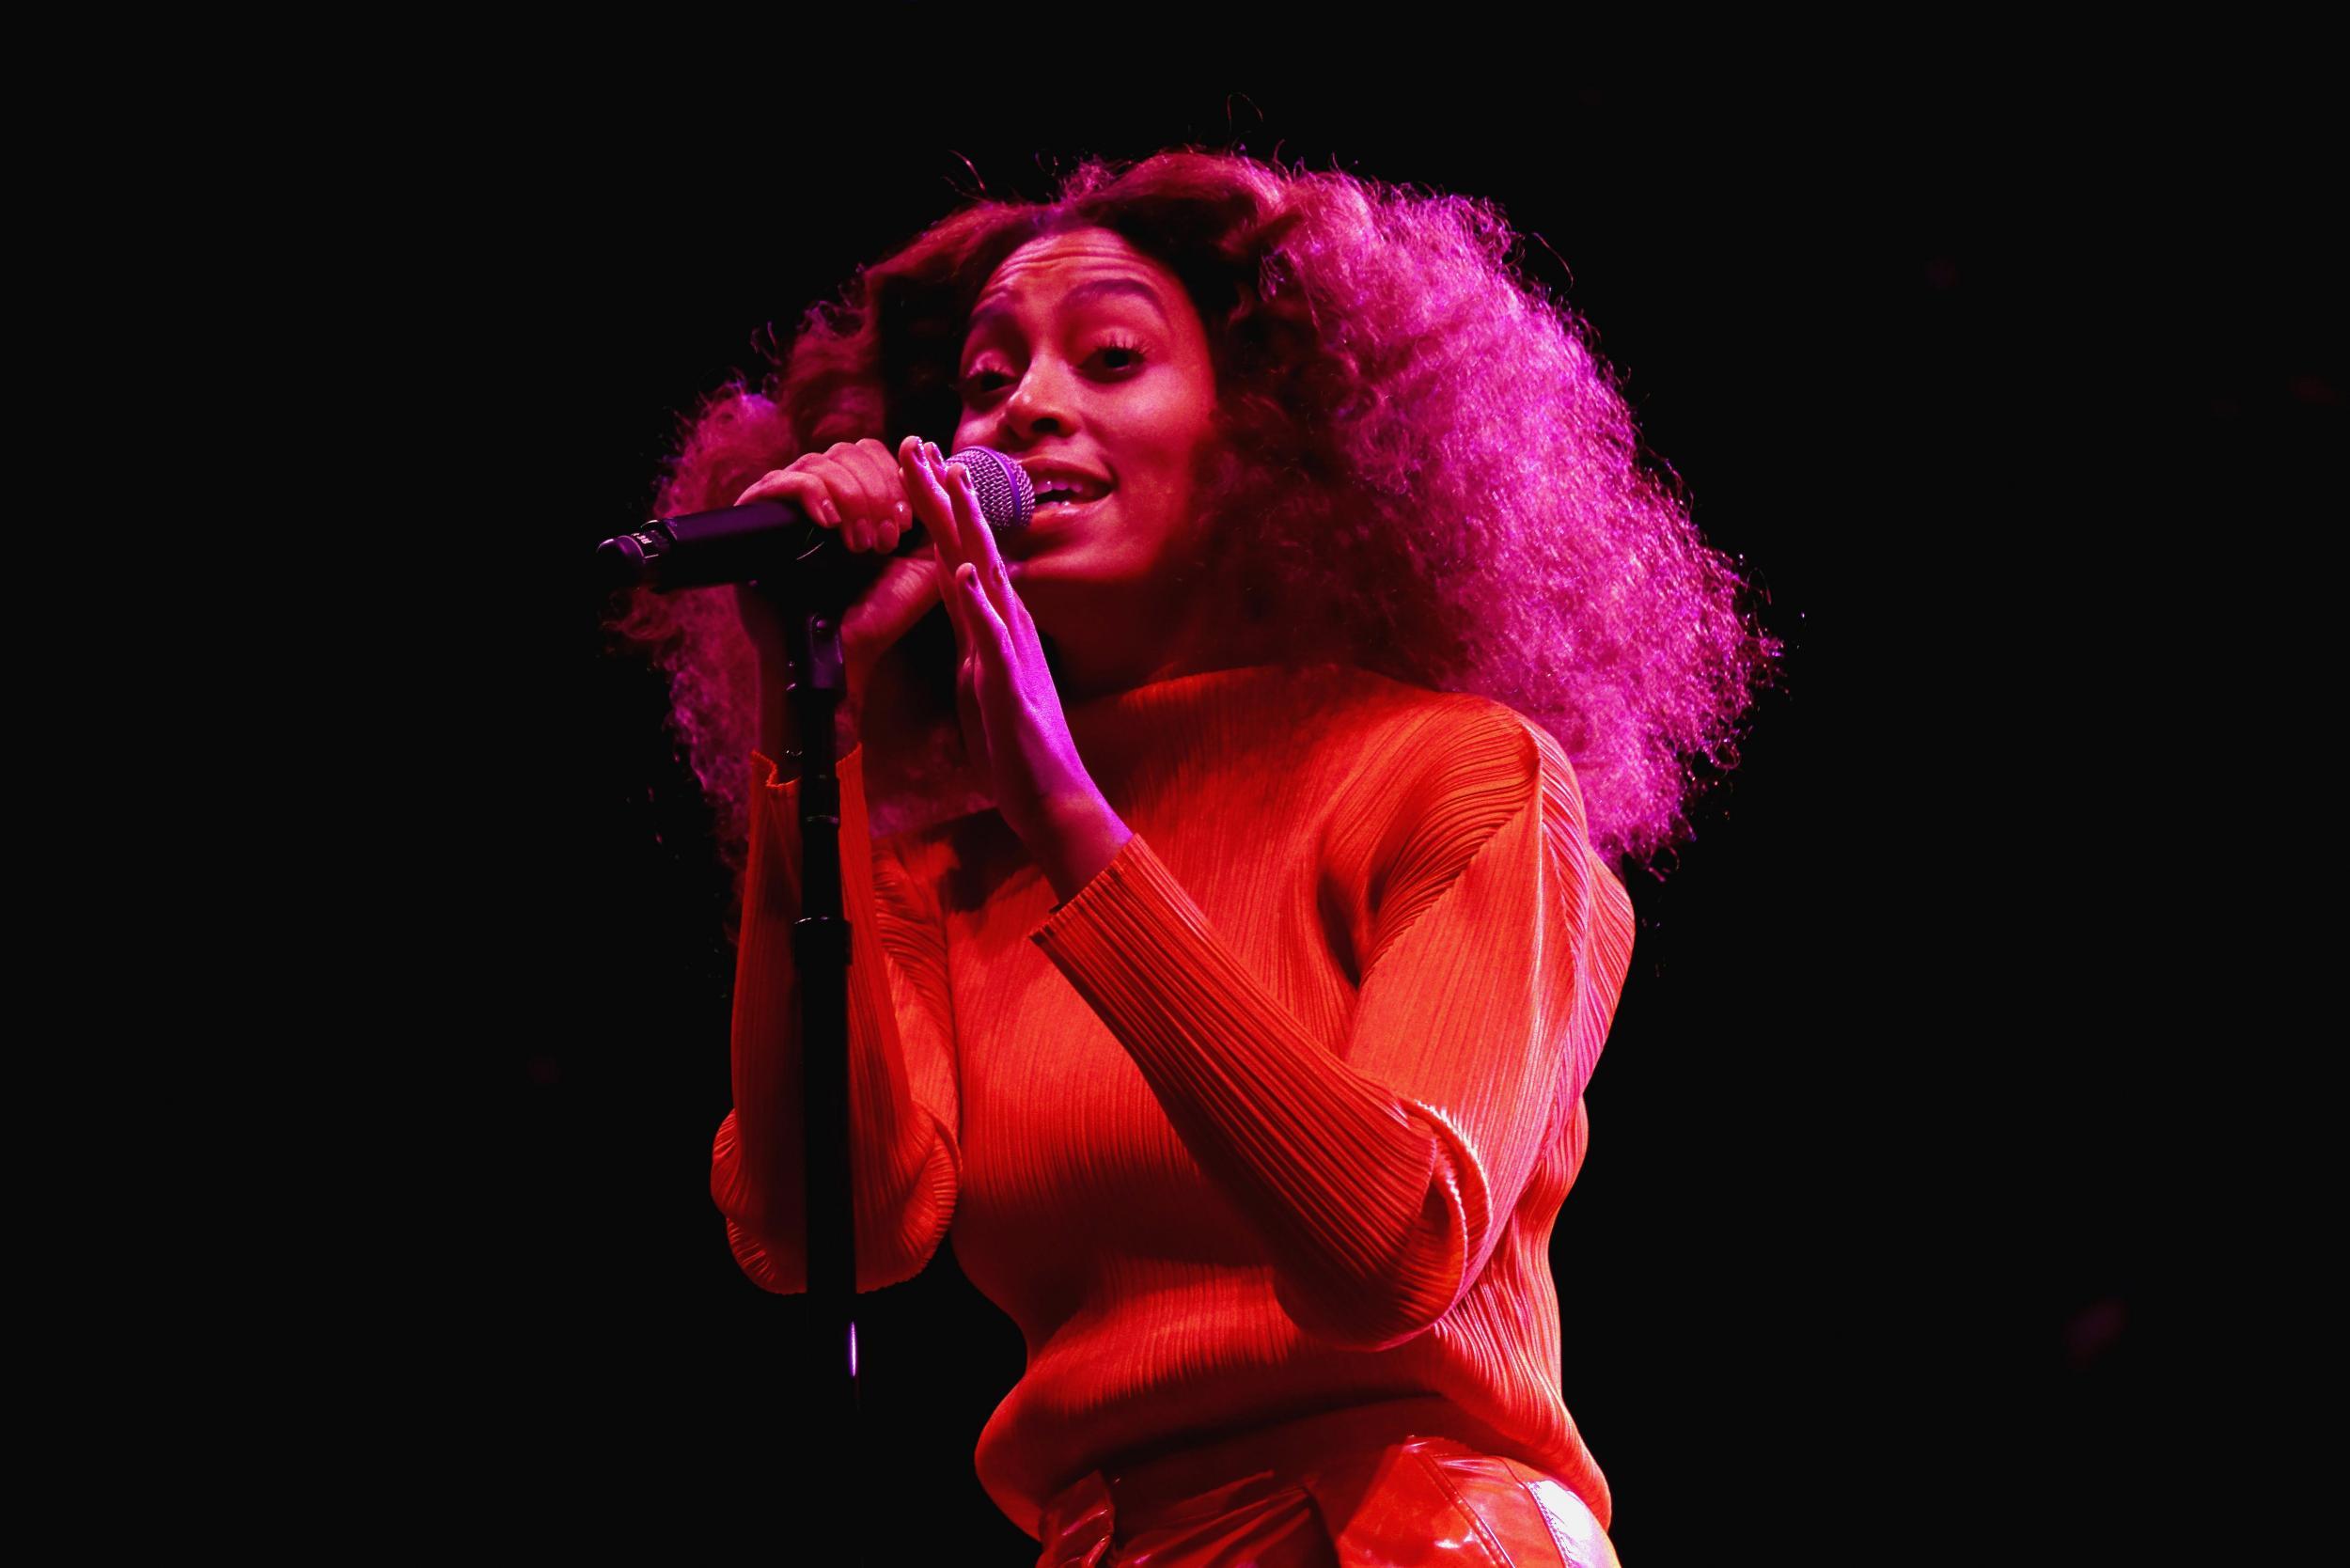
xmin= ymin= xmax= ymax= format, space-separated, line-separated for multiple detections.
xmin=612 ymin=149 xmax=1777 ymax=877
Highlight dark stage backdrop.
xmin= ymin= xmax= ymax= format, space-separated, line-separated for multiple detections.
xmin=429 ymin=62 xmax=2332 ymax=1562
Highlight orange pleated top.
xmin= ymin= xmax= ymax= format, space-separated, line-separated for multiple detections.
xmin=711 ymin=662 xmax=1637 ymax=1539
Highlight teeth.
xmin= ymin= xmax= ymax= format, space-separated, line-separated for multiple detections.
xmin=1026 ymin=471 xmax=1105 ymax=503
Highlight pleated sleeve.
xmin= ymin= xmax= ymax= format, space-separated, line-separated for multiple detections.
xmin=1028 ymin=706 xmax=1634 ymax=1351
xmin=710 ymin=743 xmax=962 ymax=1294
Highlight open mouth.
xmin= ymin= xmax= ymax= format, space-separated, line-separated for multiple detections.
xmin=1026 ymin=471 xmax=1112 ymax=518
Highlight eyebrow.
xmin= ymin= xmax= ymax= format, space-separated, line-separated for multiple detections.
xmin=964 ymin=277 xmax=1172 ymax=338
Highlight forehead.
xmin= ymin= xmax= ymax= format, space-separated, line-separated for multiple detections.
xmin=968 ymin=227 xmax=1186 ymax=326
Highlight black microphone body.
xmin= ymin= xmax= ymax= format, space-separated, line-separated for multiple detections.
xmin=598 ymin=497 xmax=885 ymax=595
xmin=596 ymin=446 xmax=1034 ymax=597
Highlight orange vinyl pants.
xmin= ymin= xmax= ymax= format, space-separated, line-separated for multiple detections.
xmin=1033 ymin=1400 xmax=1622 ymax=1568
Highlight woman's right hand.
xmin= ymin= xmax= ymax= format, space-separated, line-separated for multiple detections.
xmin=732 ymin=437 xmax=945 ymax=740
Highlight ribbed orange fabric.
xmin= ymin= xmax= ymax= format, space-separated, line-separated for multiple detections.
xmin=711 ymin=663 xmax=1637 ymax=1540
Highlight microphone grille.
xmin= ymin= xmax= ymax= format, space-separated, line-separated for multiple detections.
xmin=944 ymin=447 xmax=1035 ymax=533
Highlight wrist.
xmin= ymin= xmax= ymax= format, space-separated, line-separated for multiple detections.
xmin=1038 ymin=789 xmax=1132 ymax=905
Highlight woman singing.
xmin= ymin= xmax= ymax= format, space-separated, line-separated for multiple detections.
xmin=619 ymin=149 xmax=1772 ymax=1566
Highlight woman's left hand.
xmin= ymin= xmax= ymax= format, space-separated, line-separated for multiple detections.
xmin=900 ymin=437 xmax=1134 ymax=903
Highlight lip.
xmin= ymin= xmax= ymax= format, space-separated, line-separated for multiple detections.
xmin=1005 ymin=493 xmax=1102 ymax=555
xmin=1017 ymin=458 xmax=1113 ymax=504
xmin=1027 ymin=490 xmax=1101 ymax=519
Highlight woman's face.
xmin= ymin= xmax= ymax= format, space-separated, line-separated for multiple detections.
xmin=951 ymin=226 xmax=1222 ymax=696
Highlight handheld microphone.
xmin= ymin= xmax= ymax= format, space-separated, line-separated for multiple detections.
xmin=596 ymin=445 xmax=1036 ymax=594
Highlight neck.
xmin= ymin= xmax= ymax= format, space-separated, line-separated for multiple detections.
xmin=1046 ymin=600 xmax=1278 ymax=704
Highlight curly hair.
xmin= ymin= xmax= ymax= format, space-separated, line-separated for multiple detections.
xmin=611 ymin=148 xmax=1777 ymax=878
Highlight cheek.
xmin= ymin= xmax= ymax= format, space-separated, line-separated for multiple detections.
xmin=1163 ymin=380 xmax=1220 ymax=475
xmin=1138 ymin=376 xmax=1214 ymax=436
xmin=1127 ymin=391 xmax=1218 ymax=484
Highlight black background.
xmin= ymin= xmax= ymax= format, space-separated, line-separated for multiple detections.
xmin=429 ymin=50 xmax=2335 ymax=1561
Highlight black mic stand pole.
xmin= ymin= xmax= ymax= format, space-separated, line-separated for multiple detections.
xmin=595 ymin=511 xmax=885 ymax=1502
xmin=776 ymin=588 xmax=865 ymax=1451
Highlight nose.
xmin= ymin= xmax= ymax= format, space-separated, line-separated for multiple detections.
xmin=1002 ymin=354 xmax=1077 ymax=441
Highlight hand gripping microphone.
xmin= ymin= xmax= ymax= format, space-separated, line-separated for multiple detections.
xmin=595 ymin=445 xmax=1037 ymax=597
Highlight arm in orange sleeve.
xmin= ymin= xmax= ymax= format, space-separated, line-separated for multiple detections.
xmin=1028 ymin=708 xmax=1635 ymax=1350
xmin=710 ymin=742 xmax=962 ymax=1294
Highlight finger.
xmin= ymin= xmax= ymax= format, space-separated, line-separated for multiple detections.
xmin=736 ymin=469 xmax=843 ymax=529
xmin=836 ymin=440 xmax=904 ymax=551
xmin=893 ymin=444 xmax=940 ymax=555
xmin=852 ymin=439 xmax=913 ymax=550
xmin=932 ymin=533 xmax=976 ymax=666
xmin=954 ymin=560 xmax=1020 ymax=745
xmin=893 ymin=436 xmax=945 ymax=558
xmin=901 ymin=438 xmax=958 ymax=563
xmin=939 ymin=553 xmax=990 ymax=770
xmin=802 ymin=462 xmax=861 ymax=537
xmin=929 ymin=442 xmax=968 ymax=568
xmin=872 ymin=503 xmax=908 ymax=555
xmin=954 ymin=650 xmax=989 ymax=779
xmin=955 ymin=558 xmax=1012 ymax=661
xmin=949 ymin=462 xmax=1024 ymax=649
xmin=810 ymin=445 xmax=876 ymax=551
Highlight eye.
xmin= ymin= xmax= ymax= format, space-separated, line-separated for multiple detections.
xmin=958 ymin=337 xmax=1149 ymax=403
xmin=1091 ymin=337 xmax=1148 ymax=374
xmin=958 ymin=363 xmax=1011 ymax=400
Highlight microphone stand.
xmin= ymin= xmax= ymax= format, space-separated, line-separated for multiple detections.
xmin=602 ymin=475 xmax=1026 ymax=1502
xmin=776 ymin=595 xmax=864 ymax=1445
